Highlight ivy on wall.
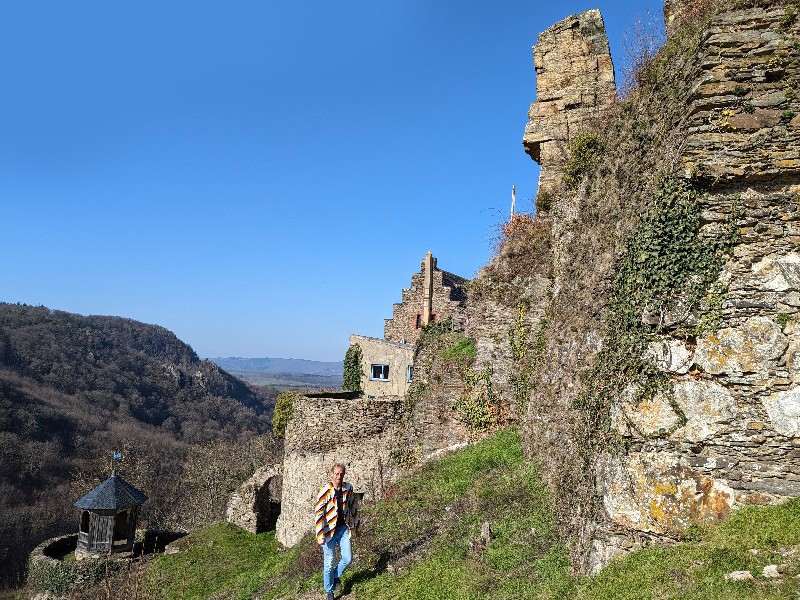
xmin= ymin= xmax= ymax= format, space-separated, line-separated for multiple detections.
xmin=342 ymin=343 xmax=363 ymax=393
xmin=576 ymin=176 xmax=739 ymax=451
xmin=271 ymin=391 xmax=297 ymax=438
xmin=454 ymin=366 xmax=498 ymax=431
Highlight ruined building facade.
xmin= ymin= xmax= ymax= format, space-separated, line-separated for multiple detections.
xmin=384 ymin=251 xmax=467 ymax=345
xmin=522 ymin=9 xmax=617 ymax=196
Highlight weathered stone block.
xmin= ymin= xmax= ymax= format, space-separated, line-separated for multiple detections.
xmin=597 ymin=452 xmax=735 ymax=534
xmin=644 ymin=339 xmax=693 ymax=374
xmin=762 ymin=387 xmax=800 ymax=437
xmin=695 ymin=316 xmax=788 ymax=375
xmin=751 ymin=253 xmax=800 ymax=292
xmin=611 ymin=387 xmax=682 ymax=437
xmin=671 ymin=380 xmax=737 ymax=442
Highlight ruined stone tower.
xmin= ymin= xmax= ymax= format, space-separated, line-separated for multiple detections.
xmin=523 ymin=9 xmax=617 ymax=197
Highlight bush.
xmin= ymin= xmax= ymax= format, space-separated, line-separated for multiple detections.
xmin=272 ymin=391 xmax=296 ymax=438
xmin=342 ymin=344 xmax=363 ymax=392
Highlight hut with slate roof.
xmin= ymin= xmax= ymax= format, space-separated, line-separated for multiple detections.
xmin=74 ymin=472 xmax=147 ymax=557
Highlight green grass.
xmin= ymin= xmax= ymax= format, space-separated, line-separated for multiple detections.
xmin=142 ymin=522 xmax=313 ymax=599
xmin=134 ymin=430 xmax=800 ymax=599
xmin=578 ymin=500 xmax=800 ymax=600
xmin=347 ymin=429 xmax=575 ymax=599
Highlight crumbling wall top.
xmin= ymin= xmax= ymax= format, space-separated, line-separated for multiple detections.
xmin=522 ymin=9 xmax=616 ymax=195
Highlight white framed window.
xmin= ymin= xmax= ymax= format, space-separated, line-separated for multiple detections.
xmin=407 ymin=365 xmax=413 ymax=383
xmin=370 ymin=364 xmax=390 ymax=381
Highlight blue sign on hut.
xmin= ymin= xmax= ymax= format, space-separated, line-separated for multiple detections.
xmin=74 ymin=466 xmax=147 ymax=556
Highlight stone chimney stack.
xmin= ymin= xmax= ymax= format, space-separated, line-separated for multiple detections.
xmin=422 ymin=250 xmax=435 ymax=326
xmin=522 ymin=9 xmax=617 ymax=196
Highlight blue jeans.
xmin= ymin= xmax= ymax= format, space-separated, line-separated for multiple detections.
xmin=321 ymin=525 xmax=351 ymax=593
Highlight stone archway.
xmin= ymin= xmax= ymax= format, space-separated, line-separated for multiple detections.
xmin=226 ymin=464 xmax=282 ymax=534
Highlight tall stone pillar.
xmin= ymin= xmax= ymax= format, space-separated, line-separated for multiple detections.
xmin=522 ymin=9 xmax=617 ymax=197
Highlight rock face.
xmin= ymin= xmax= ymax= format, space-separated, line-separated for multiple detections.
xmin=522 ymin=9 xmax=616 ymax=196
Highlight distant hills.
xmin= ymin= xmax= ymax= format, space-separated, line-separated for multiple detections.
xmin=209 ymin=356 xmax=343 ymax=390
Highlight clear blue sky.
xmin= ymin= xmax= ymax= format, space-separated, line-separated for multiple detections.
xmin=1 ymin=1 xmax=664 ymax=362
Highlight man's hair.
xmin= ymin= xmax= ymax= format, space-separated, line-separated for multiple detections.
xmin=330 ymin=462 xmax=346 ymax=475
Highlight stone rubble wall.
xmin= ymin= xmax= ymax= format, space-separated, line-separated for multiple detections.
xmin=522 ymin=9 xmax=617 ymax=196
xmin=225 ymin=464 xmax=282 ymax=534
xmin=276 ymin=379 xmax=475 ymax=547
xmin=276 ymin=395 xmax=409 ymax=547
xmin=587 ymin=5 xmax=800 ymax=571
xmin=466 ymin=272 xmax=551 ymax=422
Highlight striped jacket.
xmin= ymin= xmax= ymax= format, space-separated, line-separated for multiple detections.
xmin=314 ymin=482 xmax=360 ymax=544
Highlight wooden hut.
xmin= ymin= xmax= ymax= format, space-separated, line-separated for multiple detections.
xmin=74 ymin=472 xmax=147 ymax=556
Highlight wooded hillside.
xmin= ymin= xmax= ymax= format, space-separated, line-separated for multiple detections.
xmin=0 ymin=303 xmax=279 ymax=589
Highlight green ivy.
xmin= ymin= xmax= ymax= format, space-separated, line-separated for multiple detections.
xmin=271 ymin=391 xmax=296 ymax=437
xmin=577 ymin=176 xmax=739 ymax=451
xmin=342 ymin=343 xmax=363 ymax=392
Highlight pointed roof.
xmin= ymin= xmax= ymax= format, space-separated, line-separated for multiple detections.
xmin=74 ymin=473 xmax=148 ymax=510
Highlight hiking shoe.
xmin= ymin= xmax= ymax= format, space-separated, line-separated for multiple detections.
xmin=334 ymin=577 xmax=342 ymax=592
xmin=326 ymin=592 xmax=334 ymax=600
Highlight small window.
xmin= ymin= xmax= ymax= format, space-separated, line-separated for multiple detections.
xmin=415 ymin=314 xmax=422 ymax=329
xmin=407 ymin=365 xmax=413 ymax=383
xmin=370 ymin=364 xmax=390 ymax=381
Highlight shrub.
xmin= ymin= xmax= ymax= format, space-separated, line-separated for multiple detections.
xmin=271 ymin=391 xmax=296 ymax=437
xmin=563 ymin=132 xmax=603 ymax=188
xmin=342 ymin=343 xmax=363 ymax=392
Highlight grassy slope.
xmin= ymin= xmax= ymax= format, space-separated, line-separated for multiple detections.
xmin=123 ymin=430 xmax=798 ymax=599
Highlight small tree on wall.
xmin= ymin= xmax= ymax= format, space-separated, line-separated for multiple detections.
xmin=342 ymin=344 xmax=363 ymax=392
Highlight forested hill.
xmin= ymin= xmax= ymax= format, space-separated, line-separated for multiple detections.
xmin=0 ymin=303 xmax=278 ymax=588
xmin=0 ymin=303 xmax=275 ymax=440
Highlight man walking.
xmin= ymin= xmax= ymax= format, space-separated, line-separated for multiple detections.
xmin=315 ymin=463 xmax=360 ymax=600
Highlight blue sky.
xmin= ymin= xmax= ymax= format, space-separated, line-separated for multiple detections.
xmin=1 ymin=1 xmax=664 ymax=362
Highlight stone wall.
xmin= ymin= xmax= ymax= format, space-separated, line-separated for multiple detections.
xmin=512 ymin=2 xmax=800 ymax=573
xmin=384 ymin=253 xmax=467 ymax=345
xmin=522 ymin=9 xmax=617 ymax=197
xmin=225 ymin=464 xmax=282 ymax=534
xmin=275 ymin=394 xmax=409 ymax=547
xmin=593 ymin=5 xmax=800 ymax=569
xmin=275 ymin=375 xmax=475 ymax=548
xmin=466 ymin=269 xmax=551 ymax=423
xmin=27 ymin=534 xmax=128 ymax=599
